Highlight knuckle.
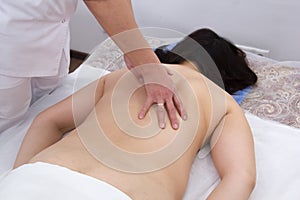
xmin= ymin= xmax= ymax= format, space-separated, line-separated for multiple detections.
xmin=169 ymin=107 xmax=177 ymax=115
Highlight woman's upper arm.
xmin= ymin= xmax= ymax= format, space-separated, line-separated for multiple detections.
xmin=37 ymin=76 xmax=106 ymax=133
xmin=210 ymin=97 xmax=255 ymax=176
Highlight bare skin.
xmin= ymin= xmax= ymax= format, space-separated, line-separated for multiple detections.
xmin=14 ymin=63 xmax=256 ymax=200
xmin=84 ymin=0 xmax=184 ymax=129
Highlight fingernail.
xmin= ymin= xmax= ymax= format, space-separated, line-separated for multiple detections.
xmin=173 ymin=123 xmax=178 ymax=129
xmin=183 ymin=112 xmax=188 ymax=121
xmin=160 ymin=122 xmax=165 ymax=129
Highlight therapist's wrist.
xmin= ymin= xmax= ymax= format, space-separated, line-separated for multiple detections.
xmin=124 ymin=49 xmax=161 ymax=69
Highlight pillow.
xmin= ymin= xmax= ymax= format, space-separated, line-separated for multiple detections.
xmin=231 ymin=86 xmax=252 ymax=105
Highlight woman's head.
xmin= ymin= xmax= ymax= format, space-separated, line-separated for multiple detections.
xmin=154 ymin=28 xmax=257 ymax=94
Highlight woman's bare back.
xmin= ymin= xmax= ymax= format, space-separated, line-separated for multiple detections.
xmin=29 ymin=65 xmax=228 ymax=199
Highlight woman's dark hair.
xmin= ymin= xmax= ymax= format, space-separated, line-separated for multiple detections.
xmin=154 ymin=28 xmax=257 ymax=94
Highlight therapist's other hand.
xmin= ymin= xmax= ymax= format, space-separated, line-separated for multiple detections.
xmin=124 ymin=54 xmax=187 ymax=130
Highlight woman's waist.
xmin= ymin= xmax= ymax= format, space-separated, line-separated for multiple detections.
xmin=28 ymin=157 xmax=187 ymax=200
xmin=28 ymin=134 xmax=190 ymax=199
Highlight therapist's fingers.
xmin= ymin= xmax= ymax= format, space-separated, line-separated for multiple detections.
xmin=143 ymin=83 xmax=180 ymax=130
xmin=138 ymin=84 xmax=168 ymax=129
xmin=173 ymin=93 xmax=187 ymax=121
xmin=132 ymin=62 xmax=184 ymax=130
xmin=165 ymin=98 xmax=179 ymax=130
xmin=156 ymin=103 xmax=166 ymax=129
xmin=138 ymin=97 xmax=153 ymax=120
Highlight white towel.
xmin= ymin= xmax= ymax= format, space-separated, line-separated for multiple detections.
xmin=0 ymin=162 xmax=132 ymax=200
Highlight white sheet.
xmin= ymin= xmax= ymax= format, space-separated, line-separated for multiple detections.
xmin=183 ymin=113 xmax=300 ymax=200
xmin=0 ymin=64 xmax=110 ymax=174
xmin=0 ymin=64 xmax=299 ymax=199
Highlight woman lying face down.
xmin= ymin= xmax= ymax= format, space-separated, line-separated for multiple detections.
xmin=0 ymin=29 xmax=256 ymax=200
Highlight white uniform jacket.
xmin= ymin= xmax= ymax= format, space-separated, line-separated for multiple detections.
xmin=0 ymin=0 xmax=78 ymax=77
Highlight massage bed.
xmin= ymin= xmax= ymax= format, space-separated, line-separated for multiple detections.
xmin=0 ymin=36 xmax=299 ymax=199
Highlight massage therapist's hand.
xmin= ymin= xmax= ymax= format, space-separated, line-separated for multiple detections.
xmin=124 ymin=52 xmax=187 ymax=130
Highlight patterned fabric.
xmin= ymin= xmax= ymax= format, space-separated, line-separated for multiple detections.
xmin=84 ymin=37 xmax=174 ymax=71
xmin=84 ymin=38 xmax=300 ymax=129
xmin=242 ymin=59 xmax=300 ymax=128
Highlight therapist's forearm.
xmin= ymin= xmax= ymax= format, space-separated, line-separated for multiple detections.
xmin=84 ymin=0 xmax=160 ymax=66
xmin=84 ymin=0 xmax=137 ymax=36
